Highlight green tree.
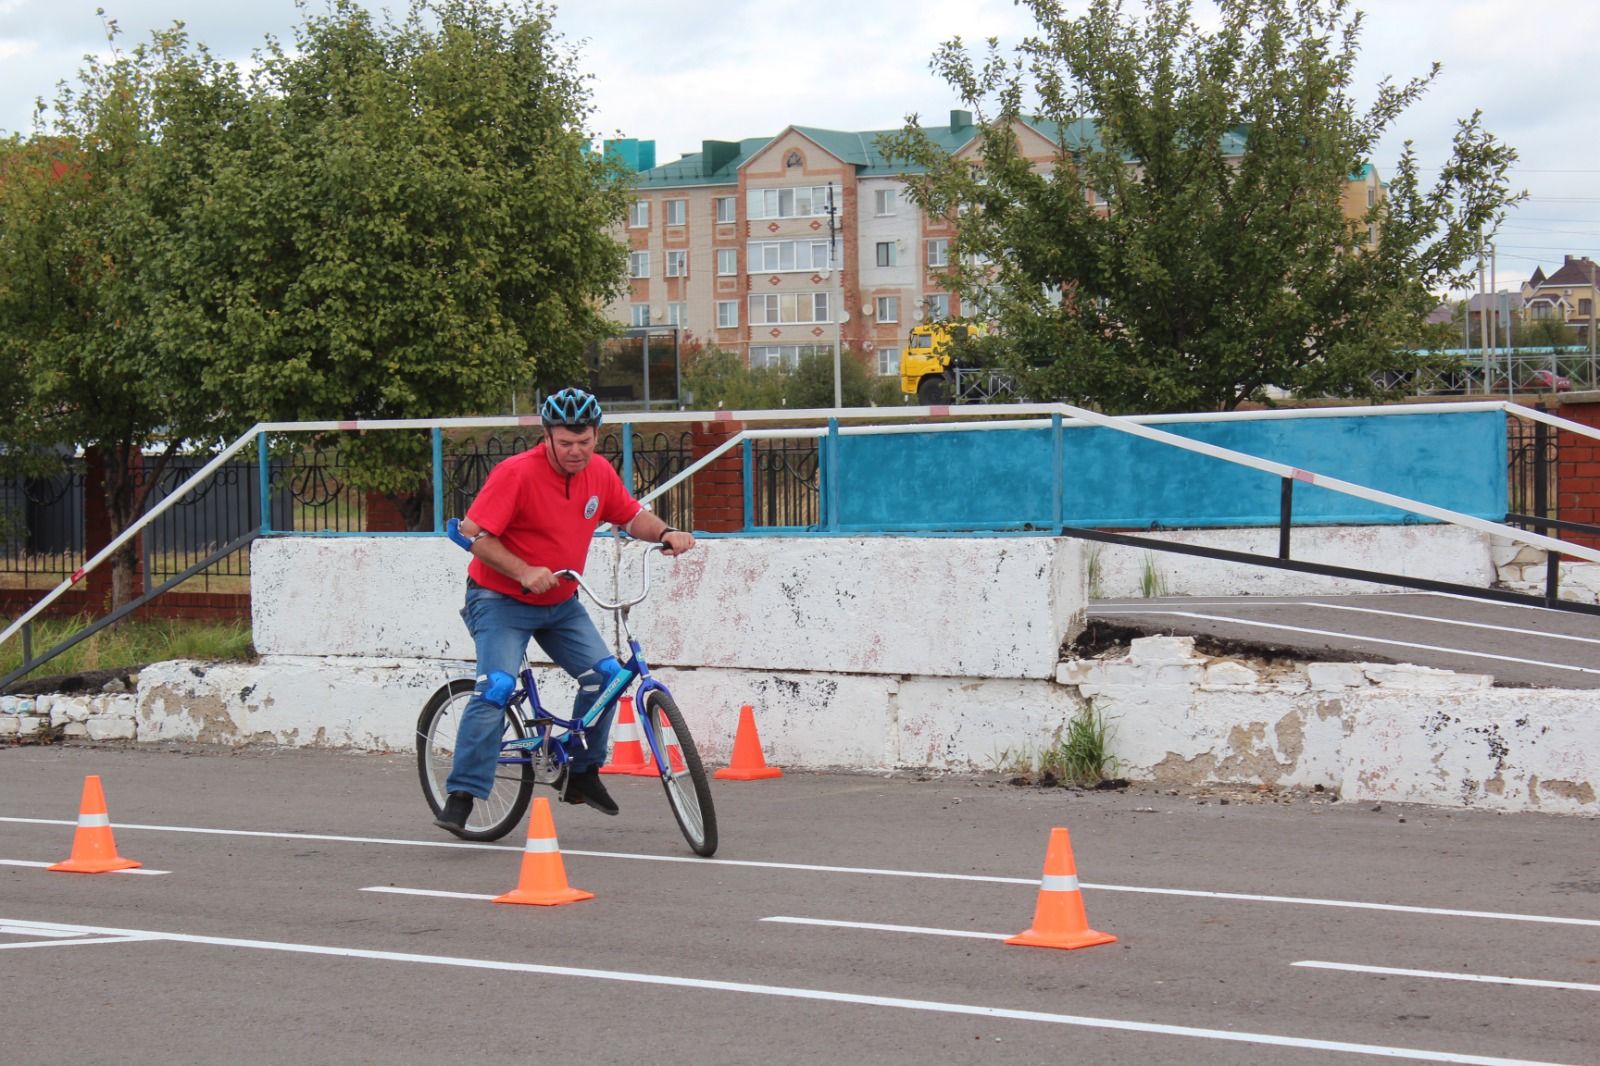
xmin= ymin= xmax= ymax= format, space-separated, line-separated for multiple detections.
xmin=0 ymin=22 xmax=242 ymax=607
xmin=151 ymin=0 xmax=629 ymax=527
xmin=682 ymin=347 xmax=901 ymax=410
xmin=1519 ymin=316 xmax=1578 ymax=351
xmin=883 ymin=0 xmax=1522 ymax=412
xmin=785 ymin=351 xmax=878 ymax=409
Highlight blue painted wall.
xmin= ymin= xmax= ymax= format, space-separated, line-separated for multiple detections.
xmin=829 ymin=411 xmax=1507 ymax=531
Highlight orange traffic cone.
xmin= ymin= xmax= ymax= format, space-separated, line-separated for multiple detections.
xmin=601 ymin=696 xmax=656 ymax=777
xmin=48 ymin=775 xmax=141 ymax=874
xmin=714 ymin=704 xmax=782 ymax=781
xmin=493 ymin=797 xmax=593 ymax=907
xmin=1005 ymin=827 xmax=1115 ymax=950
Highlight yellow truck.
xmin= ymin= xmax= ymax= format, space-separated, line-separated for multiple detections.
xmin=899 ymin=323 xmax=978 ymax=404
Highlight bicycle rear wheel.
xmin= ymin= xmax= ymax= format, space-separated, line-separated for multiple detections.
xmin=416 ymin=678 xmax=534 ymax=842
xmin=641 ymin=689 xmax=718 ymax=857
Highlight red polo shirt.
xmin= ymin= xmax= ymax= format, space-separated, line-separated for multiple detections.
xmin=465 ymin=443 xmax=642 ymax=605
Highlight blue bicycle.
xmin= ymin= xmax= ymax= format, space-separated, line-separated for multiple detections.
xmin=416 ymin=521 xmax=717 ymax=856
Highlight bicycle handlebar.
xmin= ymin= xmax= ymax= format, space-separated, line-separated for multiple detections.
xmin=557 ymin=543 xmax=665 ymax=613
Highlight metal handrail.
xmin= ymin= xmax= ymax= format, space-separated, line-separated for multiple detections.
xmin=5 ymin=398 xmax=1599 ymax=652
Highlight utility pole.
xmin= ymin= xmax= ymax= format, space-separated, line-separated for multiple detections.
xmin=1478 ymin=233 xmax=1489 ymax=394
xmin=826 ymin=184 xmax=843 ymax=409
xmin=1491 ymin=243 xmax=1501 ymax=394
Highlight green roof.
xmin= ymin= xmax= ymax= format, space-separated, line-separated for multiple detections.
xmin=624 ymin=116 xmax=1254 ymax=187
xmin=629 ymin=137 xmax=770 ymax=189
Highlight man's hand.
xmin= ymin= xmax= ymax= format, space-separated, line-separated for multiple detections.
xmin=660 ymin=529 xmax=696 ymax=557
xmin=521 ymin=566 xmax=561 ymax=595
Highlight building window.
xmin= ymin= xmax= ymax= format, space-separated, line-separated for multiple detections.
xmin=666 ymin=250 xmax=688 ymax=277
xmin=717 ymin=248 xmax=738 ymax=276
xmin=747 ymin=185 xmax=833 ymax=220
xmin=667 ymin=303 xmax=687 ymax=326
xmin=715 ymin=196 xmax=736 ymax=223
xmin=630 ymin=304 xmax=651 ymax=327
xmin=1582 ymin=298 xmax=1595 ymax=317
xmin=665 ymin=199 xmax=686 ymax=226
xmin=876 ymin=347 xmax=900 ymax=375
xmin=748 ymin=292 xmax=831 ymax=325
xmin=874 ymin=188 xmax=897 ymax=215
xmin=747 ymin=239 xmax=832 ymax=272
xmin=876 ymin=242 xmax=896 ymax=268
xmin=628 ymin=200 xmax=649 ymax=228
xmin=717 ymin=301 xmax=739 ymax=329
xmin=876 ymin=296 xmax=899 ymax=323
xmin=628 ymin=251 xmax=650 ymax=278
xmin=749 ymin=344 xmax=832 ymax=370
xmin=925 ymin=293 xmax=951 ymax=320
xmin=926 ymin=238 xmax=949 ymax=268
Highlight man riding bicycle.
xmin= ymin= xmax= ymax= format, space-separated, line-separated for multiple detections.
xmin=435 ymin=387 xmax=695 ymax=838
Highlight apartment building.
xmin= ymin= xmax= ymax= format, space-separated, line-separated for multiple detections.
xmin=606 ymin=113 xmax=1382 ymax=375
xmin=606 ymin=110 xmax=1012 ymax=377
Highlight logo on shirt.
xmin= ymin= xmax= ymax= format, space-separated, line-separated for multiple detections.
xmin=584 ymin=494 xmax=599 ymax=520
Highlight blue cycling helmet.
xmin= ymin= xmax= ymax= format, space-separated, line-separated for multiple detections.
xmin=539 ymin=387 xmax=603 ymax=429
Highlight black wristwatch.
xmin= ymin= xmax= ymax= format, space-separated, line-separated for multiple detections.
xmin=659 ymin=527 xmax=680 ymax=544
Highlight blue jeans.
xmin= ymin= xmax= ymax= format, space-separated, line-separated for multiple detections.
xmin=445 ymin=584 xmax=617 ymax=799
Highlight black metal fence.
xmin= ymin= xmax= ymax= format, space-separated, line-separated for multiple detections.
xmin=2 ymin=432 xmax=701 ymax=589
xmin=750 ymin=438 xmax=820 ymax=528
xmin=1506 ymin=410 xmax=1557 ymax=522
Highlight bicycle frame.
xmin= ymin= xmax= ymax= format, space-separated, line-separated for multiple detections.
xmin=494 ymin=639 xmax=674 ymax=778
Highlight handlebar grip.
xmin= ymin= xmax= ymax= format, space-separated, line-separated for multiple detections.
xmin=445 ymin=518 xmax=474 ymax=552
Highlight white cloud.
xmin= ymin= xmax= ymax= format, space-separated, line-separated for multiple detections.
xmin=0 ymin=0 xmax=1587 ymax=290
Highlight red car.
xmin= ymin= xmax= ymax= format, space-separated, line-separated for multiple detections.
xmin=1529 ymin=369 xmax=1571 ymax=392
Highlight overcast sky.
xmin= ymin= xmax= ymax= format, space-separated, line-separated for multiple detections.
xmin=1 ymin=0 xmax=1593 ymax=292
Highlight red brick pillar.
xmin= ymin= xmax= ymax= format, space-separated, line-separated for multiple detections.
xmin=691 ymin=417 xmax=745 ymax=533
xmin=364 ymin=490 xmax=408 ymax=532
xmin=82 ymin=446 xmax=113 ymax=606
xmin=1556 ymin=399 xmax=1600 ymax=552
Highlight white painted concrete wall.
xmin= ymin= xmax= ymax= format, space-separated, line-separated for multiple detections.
xmin=60 ymin=531 xmax=1591 ymax=815
xmin=1058 ymin=636 xmax=1597 ymax=815
xmin=252 ymin=535 xmax=1087 ymax=680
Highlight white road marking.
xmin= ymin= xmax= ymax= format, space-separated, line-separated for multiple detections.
xmin=762 ymin=916 xmax=1009 ymax=940
xmin=1294 ymin=961 xmax=1600 ymax=994
xmin=0 ymin=923 xmax=82 ymax=937
xmin=0 ymin=858 xmax=169 ymax=874
xmin=1097 ymin=600 xmax=1600 ymax=646
xmin=4 ymin=816 xmax=1596 ymax=928
xmin=0 ymin=935 xmax=152 ymax=951
xmin=0 ymin=916 xmax=1575 ymax=1066
xmin=362 ymin=886 xmax=494 ymax=901
xmin=1087 ymin=609 xmax=1600 ymax=675
xmin=1298 ymin=602 xmax=1600 ymax=646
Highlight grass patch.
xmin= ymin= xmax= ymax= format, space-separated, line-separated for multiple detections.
xmin=1039 ymin=703 xmax=1120 ymax=787
xmin=1138 ymin=551 xmax=1168 ymax=598
xmin=1 ymin=614 xmax=254 ymax=683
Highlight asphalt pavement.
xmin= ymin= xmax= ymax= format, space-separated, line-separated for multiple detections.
xmin=3 ymin=743 xmax=1597 ymax=1066
xmin=1088 ymin=592 xmax=1600 ymax=688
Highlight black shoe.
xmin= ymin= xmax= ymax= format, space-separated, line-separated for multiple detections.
xmin=563 ymin=768 xmax=619 ymax=816
xmin=434 ymin=791 xmax=474 ymax=837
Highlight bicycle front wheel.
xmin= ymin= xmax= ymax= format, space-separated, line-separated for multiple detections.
xmin=642 ymin=689 xmax=718 ymax=857
xmin=416 ymin=678 xmax=534 ymax=842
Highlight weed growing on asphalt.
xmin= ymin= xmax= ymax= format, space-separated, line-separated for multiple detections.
xmin=1040 ymin=703 xmax=1120 ymax=787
